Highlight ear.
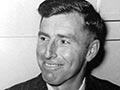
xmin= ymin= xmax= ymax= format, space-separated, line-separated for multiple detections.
xmin=86 ymin=40 xmax=100 ymax=62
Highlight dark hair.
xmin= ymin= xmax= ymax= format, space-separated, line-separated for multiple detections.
xmin=38 ymin=0 xmax=107 ymax=46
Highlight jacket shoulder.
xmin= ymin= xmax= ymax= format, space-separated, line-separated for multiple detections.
xmin=86 ymin=75 xmax=120 ymax=90
xmin=5 ymin=74 xmax=47 ymax=90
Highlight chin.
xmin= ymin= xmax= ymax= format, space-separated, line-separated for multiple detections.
xmin=42 ymin=72 xmax=66 ymax=86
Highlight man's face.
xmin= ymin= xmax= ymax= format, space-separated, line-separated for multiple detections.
xmin=36 ymin=13 xmax=89 ymax=85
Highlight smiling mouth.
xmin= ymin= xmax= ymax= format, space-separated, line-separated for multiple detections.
xmin=43 ymin=62 xmax=64 ymax=70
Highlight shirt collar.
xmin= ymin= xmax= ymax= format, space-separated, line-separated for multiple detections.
xmin=78 ymin=78 xmax=86 ymax=90
xmin=47 ymin=78 xmax=86 ymax=90
xmin=47 ymin=83 xmax=54 ymax=90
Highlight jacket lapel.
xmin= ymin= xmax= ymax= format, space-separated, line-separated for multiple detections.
xmin=85 ymin=75 xmax=102 ymax=90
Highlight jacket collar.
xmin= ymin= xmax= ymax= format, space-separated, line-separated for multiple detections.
xmin=37 ymin=74 xmax=102 ymax=90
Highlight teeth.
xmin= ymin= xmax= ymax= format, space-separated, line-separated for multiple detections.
xmin=45 ymin=63 xmax=58 ymax=67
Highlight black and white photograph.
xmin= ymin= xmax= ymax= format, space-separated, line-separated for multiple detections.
xmin=0 ymin=0 xmax=120 ymax=90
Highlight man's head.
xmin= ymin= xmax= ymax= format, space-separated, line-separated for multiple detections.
xmin=36 ymin=0 xmax=106 ymax=86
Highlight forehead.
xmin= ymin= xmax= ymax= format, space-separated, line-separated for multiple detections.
xmin=40 ymin=13 xmax=88 ymax=41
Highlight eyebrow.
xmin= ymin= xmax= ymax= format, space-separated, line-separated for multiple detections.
xmin=38 ymin=32 xmax=77 ymax=42
xmin=57 ymin=34 xmax=77 ymax=41
xmin=38 ymin=31 xmax=50 ymax=38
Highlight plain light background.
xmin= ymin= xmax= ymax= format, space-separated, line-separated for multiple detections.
xmin=0 ymin=0 xmax=120 ymax=89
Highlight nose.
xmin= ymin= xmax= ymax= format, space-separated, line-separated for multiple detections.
xmin=44 ymin=40 xmax=57 ymax=59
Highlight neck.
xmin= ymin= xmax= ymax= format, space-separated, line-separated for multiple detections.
xmin=48 ymin=62 xmax=87 ymax=90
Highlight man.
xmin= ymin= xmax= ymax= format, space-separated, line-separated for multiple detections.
xmin=6 ymin=0 xmax=120 ymax=90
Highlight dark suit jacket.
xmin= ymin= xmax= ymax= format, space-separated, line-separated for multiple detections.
xmin=6 ymin=73 xmax=120 ymax=90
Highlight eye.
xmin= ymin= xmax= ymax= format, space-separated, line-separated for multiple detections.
xmin=39 ymin=35 xmax=48 ymax=41
xmin=40 ymin=36 xmax=45 ymax=41
xmin=60 ymin=39 xmax=70 ymax=45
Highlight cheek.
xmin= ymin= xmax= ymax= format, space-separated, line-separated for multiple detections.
xmin=58 ymin=45 xmax=86 ymax=70
xmin=37 ymin=43 xmax=46 ymax=55
xmin=59 ymin=47 xmax=80 ymax=65
xmin=36 ymin=44 xmax=46 ymax=65
xmin=58 ymin=48 xmax=83 ymax=77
